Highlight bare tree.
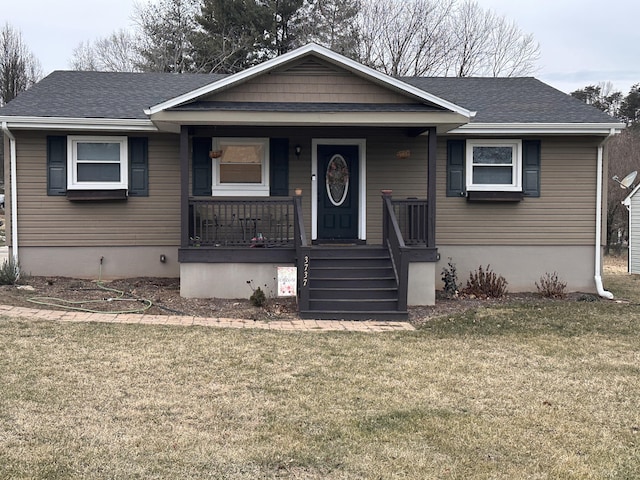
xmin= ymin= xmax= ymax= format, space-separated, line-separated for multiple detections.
xmin=70 ymin=30 xmax=141 ymax=72
xmin=357 ymin=0 xmax=454 ymax=77
xmin=356 ymin=0 xmax=539 ymax=78
xmin=486 ymin=16 xmax=540 ymax=77
xmin=70 ymin=41 xmax=99 ymax=71
xmin=0 ymin=23 xmax=41 ymax=105
xmin=444 ymin=0 xmax=489 ymax=77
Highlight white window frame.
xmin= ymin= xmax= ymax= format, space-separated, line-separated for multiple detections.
xmin=211 ymin=137 xmax=270 ymax=197
xmin=466 ymin=139 xmax=522 ymax=192
xmin=67 ymin=135 xmax=128 ymax=190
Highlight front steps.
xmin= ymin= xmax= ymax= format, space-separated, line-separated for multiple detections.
xmin=299 ymin=246 xmax=408 ymax=321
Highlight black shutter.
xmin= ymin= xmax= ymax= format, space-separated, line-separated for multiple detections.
xmin=47 ymin=136 xmax=67 ymax=196
xmin=192 ymin=137 xmax=212 ymax=196
xmin=523 ymin=140 xmax=541 ymax=197
xmin=269 ymin=138 xmax=289 ymax=196
xmin=128 ymin=137 xmax=148 ymax=196
xmin=446 ymin=139 xmax=466 ymax=197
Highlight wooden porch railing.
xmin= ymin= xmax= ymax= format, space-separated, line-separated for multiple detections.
xmin=188 ymin=198 xmax=295 ymax=247
xmin=390 ymin=198 xmax=429 ymax=246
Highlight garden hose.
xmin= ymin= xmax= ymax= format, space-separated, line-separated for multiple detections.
xmin=27 ymin=258 xmax=153 ymax=315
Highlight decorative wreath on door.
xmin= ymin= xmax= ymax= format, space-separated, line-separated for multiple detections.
xmin=326 ymin=154 xmax=350 ymax=206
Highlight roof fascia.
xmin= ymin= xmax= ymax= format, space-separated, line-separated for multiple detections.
xmin=448 ymin=122 xmax=626 ymax=135
xmin=0 ymin=116 xmax=158 ymax=132
xmin=144 ymin=43 xmax=475 ymax=119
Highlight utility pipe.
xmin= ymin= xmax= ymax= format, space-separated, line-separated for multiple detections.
xmin=594 ymin=129 xmax=616 ymax=299
xmin=1 ymin=122 xmax=18 ymax=265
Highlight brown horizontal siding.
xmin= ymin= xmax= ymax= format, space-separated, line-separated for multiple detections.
xmin=209 ymin=72 xmax=414 ymax=104
xmin=366 ymin=136 xmax=429 ymax=243
xmin=12 ymin=129 xmax=601 ymax=251
xmin=436 ymin=136 xmax=600 ymax=246
xmin=15 ymin=131 xmax=181 ymax=247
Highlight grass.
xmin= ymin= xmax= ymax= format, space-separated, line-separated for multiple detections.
xmin=0 ymin=257 xmax=639 ymax=478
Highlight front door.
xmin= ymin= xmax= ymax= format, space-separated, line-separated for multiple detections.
xmin=317 ymin=144 xmax=359 ymax=240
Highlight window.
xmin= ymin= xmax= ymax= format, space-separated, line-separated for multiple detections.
xmin=67 ymin=136 xmax=128 ymax=190
xmin=466 ymin=139 xmax=522 ymax=191
xmin=212 ymin=138 xmax=269 ymax=196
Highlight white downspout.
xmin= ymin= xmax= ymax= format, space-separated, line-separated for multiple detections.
xmin=1 ymin=122 xmax=18 ymax=265
xmin=595 ymin=129 xmax=616 ymax=299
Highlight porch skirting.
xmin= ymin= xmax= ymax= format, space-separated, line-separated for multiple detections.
xmin=180 ymin=262 xmax=293 ymax=299
xmin=408 ymin=262 xmax=436 ymax=306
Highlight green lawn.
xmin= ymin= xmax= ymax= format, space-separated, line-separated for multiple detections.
xmin=0 ymin=260 xmax=639 ymax=479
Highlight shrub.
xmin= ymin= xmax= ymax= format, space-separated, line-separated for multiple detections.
xmin=441 ymin=257 xmax=459 ymax=299
xmin=536 ymin=272 xmax=567 ymax=299
xmin=462 ymin=265 xmax=508 ymax=298
xmin=0 ymin=257 xmax=22 ymax=285
xmin=249 ymin=286 xmax=267 ymax=308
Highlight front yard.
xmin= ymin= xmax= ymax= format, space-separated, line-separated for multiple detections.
xmin=0 ymin=257 xmax=638 ymax=479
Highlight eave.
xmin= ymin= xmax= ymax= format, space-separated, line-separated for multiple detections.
xmin=0 ymin=116 xmax=158 ymax=132
xmin=448 ymin=122 xmax=626 ymax=135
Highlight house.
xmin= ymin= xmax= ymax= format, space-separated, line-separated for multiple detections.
xmin=0 ymin=44 xmax=624 ymax=319
xmin=623 ymin=183 xmax=640 ymax=273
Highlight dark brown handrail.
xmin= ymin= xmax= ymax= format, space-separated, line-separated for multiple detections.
xmin=382 ymin=193 xmax=408 ymax=312
xmin=293 ymin=195 xmax=310 ymax=311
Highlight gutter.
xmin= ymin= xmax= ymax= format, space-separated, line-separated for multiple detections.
xmin=0 ymin=116 xmax=157 ymax=132
xmin=1 ymin=122 xmax=18 ymax=265
xmin=594 ymin=129 xmax=617 ymax=299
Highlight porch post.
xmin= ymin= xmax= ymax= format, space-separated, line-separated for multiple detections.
xmin=427 ymin=127 xmax=437 ymax=249
xmin=180 ymin=126 xmax=190 ymax=248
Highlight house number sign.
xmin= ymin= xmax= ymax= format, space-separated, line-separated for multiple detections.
xmin=303 ymin=255 xmax=309 ymax=287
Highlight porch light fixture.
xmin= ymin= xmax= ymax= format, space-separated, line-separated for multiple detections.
xmin=295 ymin=145 xmax=302 ymax=159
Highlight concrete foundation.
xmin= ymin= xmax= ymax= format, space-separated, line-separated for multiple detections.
xmin=180 ymin=262 xmax=293 ymax=299
xmin=408 ymin=262 xmax=436 ymax=305
xmin=15 ymin=246 xmax=180 ymax=279
xmin=436 ymin=245 xmax=597 ymax=293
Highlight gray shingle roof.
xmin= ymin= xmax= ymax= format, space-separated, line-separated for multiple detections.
xmin=0 ymin=70 xmax=617 ymax=125
xmin=0 ymin=71 xmax=225 ymax=119
xmin=402 ymin=77 xmax=617 ymax=124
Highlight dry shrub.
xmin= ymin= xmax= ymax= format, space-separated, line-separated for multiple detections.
xmin=536 ymin=272 xmax=567 ymax=299
xmin=462 ymin=265 xmax=508 ymax=298
xmin=441 ymin=257 xmax=460 ymax=299
xmin=0 ymin=257 xmax=22 ymax=285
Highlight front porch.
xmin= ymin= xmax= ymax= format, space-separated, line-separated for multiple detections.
xmin=178 ymin=193 xmax=438 ymax=320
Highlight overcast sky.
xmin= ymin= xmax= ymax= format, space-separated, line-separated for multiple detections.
xmin=2 ymin=0 xmax=639 ymax=95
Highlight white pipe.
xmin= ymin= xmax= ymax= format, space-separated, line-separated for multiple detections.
xmin=594 ymin=129 xmax=616 ymax=299
xmin=2 ymin=122 xmax=18 ymax=265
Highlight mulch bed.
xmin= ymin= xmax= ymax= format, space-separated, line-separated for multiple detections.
xmin=0 ymin=275 xmax=592 ymax=326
